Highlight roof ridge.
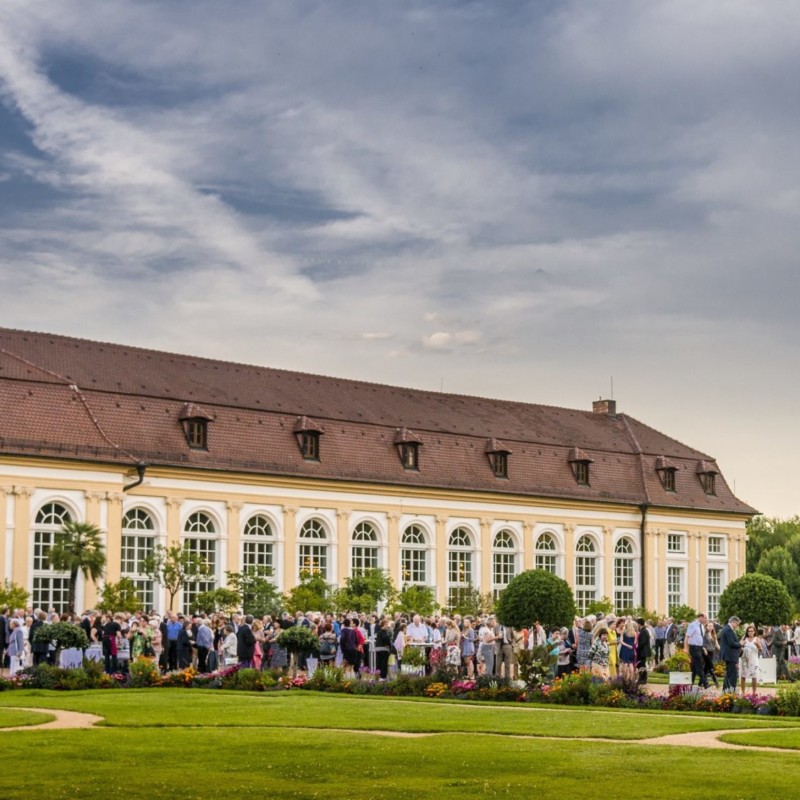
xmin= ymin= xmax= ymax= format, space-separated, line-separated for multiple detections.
xmin=619 ymin=414 xmax=651 ymax=505
xmin=0 ymin=326 xmax=603 ymax=417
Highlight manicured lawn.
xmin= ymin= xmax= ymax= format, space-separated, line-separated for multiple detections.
xmin=719 ymin=729 xmax=800 ymax=750
xmin=0 ymin=708 xmax=53 ymax=727
xmin=2 ymin=689 xmax=799 ymax=738
xmin=3 ymin=691 xmax=800 ymax=799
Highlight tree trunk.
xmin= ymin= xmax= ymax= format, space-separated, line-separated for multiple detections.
xmin=68 ymin=567 xmax=78 ymax=614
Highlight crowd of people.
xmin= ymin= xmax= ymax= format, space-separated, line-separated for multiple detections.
xmin=1 ymin=605 xmax=798 ymax=697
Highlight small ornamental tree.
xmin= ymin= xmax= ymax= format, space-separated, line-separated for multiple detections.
xmin=33 ymin=621 xmax=89 ymax=663
xmin=283 ymin=571 xmax=333 ymax=614
xmin=49 ymin=521 xmax=106 ymax=613
xmin=334 ymin=569 xmax=396 ymax=613
xmin=387 ymin=585 xmax=438 ymax=617
xmin=495 ymin=569 xmax=576 ymax=630
xmin=718 ymin=573 xmax=793 ymax=627
xmin=668 ymin=604 xmax=698 ymax=623
xmin=97 ymin=578 xmax=144 ymax=613
xmin=0 ymin=580 xmax=29 ymax=610
xmin=142 ymin=543 xmax=212 ymax=612
xmin=276 ymin=624 xmax=320 ymax=677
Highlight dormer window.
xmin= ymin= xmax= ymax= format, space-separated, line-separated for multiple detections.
xmin=293 ymin=416 xmax=324 ymax=461
xmin=179 ymin=402 xmax=213 ymax=450
xmin=568 ymin=446 xmax=593 ymax=486
xmin=696 ymin=461 xmax=718 ymax=495
xmin=655 ymin=456 xmax=677 ymax=492
xmin=485 ymin=438 xmax=512 ymax=479
xmin=394 ymin=427 xmax=422 ymax=470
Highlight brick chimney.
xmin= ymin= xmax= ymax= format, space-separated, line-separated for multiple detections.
xmin=592 ymin=398 xmax=617 ymax=418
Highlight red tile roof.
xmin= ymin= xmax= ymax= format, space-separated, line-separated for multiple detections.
xmin=0 ymin=327 xmax=757 ymax=515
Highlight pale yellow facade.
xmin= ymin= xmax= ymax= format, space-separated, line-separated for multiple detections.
xmin=1 ymin=457 xmax=749 ymax=618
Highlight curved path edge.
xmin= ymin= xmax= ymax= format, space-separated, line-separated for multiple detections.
xmin=0 ymin=707 xmax=103 ymax=732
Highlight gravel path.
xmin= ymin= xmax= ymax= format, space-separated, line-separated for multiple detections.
xmin=0 ymin=707 xmax=103 ymax=732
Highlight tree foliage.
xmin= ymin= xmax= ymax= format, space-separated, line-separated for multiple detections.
xmin=387 ymin=585 xmax=438 ymax=617
xmin=668 ymin=604 xmax=698 ymax=623
xmin=142 ymin=543 xmax=211 ymax=612
xmin=443 ymin=583 xmax=494 ymax=618
xmin=0 ymin=580 xmax=29 ymax=611
xmin=718 ymin=573 xmax=793 ymax=626
xmin=334 ymin=569 xmax=396 ymax=613
xmin=747 ymin=516 xmax=800 ymax=572
xmin=585 ymin=596 xmax=614 ymax=616
xmin=97 ymin=578 xmax=144 ymax=613
xmin=49 ymin=521 xmax=106 ymax=613
xmin=33 ymin=621 xmax=88 ymax=651
xmin=275 ymin=624 xmax=320 ymax=656
xmin=194 ymin=588 xmax=241 ymax=614
xmin=283 ymin=571 xmax=333 ymax=614
xmin=226 ymin=568 xmax=283 ymax=618
xmin=495 ymin=569 xmax=576 ymax=630
xmin=756 ymin=547 xmax=800 ymax=600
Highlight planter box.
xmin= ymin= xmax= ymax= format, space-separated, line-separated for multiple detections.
xmin=669 ymin=671 xmax=693 ymax=685
xmin=400 ymin=664 xmax=425 ymax=676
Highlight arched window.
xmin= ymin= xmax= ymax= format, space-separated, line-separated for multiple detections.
xmin=182 ymin=512 xmax=217 ymax=614
xmin=121 ymin=508 xmax=156 ymax=611
xmin=447 ymin=527 xmax=474 ymax=587
xmin=492 ymin=529 xmax=517 ymax=598
xmin=574 ymin=535 xmax=597 ymax=614
xmin=613 ymin=537 xmax=635 ymax=612
xmin=535 ymin=532 xmax=558 ymax=574
xmin=401 ymin=525 xmax=428 ymax=585
xmin=32 ymin=502 xmax=72 ymax=612
xmin=242 ymin=514 xmax=274 ymax=575
xmin=351 ymin=521 xmax=379 ymax=576
xmin=298 ymin=518 xmax=329 ymax=580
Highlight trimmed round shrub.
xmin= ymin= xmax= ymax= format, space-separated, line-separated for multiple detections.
xmin=495 ymin=569 xmax=576 ymax=630
xmin=718 ymin=572 xmax=793 ymax=626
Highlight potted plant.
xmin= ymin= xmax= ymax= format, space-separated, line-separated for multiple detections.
xmin=664 ymin=651 xmax=693 ymax=685
xmin=401 ymin=645 xmax=427 ymax=675
xmin=32 ymin=621 xmax=88 ymax=668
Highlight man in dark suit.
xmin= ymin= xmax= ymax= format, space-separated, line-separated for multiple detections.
xmin=636 ymin=618 xmax=652 ymax=685
xmin=773 ymin=623 xmax=792 ymax=681
xmin=719 ymin=616 xmax=742 ymax=693
xmin=30 ymin=610 xmax=50 ymax=665
xmin=236 ymin=614 xmax=256 ymax=668
xmin=0 ymin=608 xmax=9 ymax=671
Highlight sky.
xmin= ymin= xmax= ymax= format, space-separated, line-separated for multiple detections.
xmin=0 ymin=1 xmax=798 ymax=517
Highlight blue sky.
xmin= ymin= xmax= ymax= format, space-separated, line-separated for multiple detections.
xmin=1 ymin=1 xmax=798 ymax=516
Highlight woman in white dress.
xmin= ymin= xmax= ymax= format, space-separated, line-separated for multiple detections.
xmin=739 ymin=624 xmax=761 ymax=695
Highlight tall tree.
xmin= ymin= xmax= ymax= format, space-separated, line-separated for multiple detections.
xmin=48 ymin=521 xmax=106 ymax=614
xmin=756 ymin=546 xmax=800 ymax=601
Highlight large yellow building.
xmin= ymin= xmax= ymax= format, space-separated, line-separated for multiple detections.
xmin=0 ymin=328 xmax=756 ymax=617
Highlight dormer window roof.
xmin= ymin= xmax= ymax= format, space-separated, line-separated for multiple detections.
xmin=485 ymin=438 xmax=512 ymax=478
xmin=696 ymin=460 xmax=719 ymax=495
xmin=568 ymin=446 xmax=593 ymax=486
xmin=179 ymin=402 xmax=213 ymax=450
xmin=655 ymin=456 xmax=678 ymax=492
xmin=394 ymin=427 xmax=422 ymax=470
xmin=294 ymin=416 xmax=324 ymax=460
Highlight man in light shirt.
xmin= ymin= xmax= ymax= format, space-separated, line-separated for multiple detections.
xmin=684 ymin=612 xmax=708 ymax=689
xmin=406 ymin=614 xmax=429 ymax=643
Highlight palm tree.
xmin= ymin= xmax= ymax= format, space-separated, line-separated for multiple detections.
xmin=49 ymin=521 xmax=106 ymax=614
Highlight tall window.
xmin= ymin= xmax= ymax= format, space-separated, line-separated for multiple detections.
xmin=32 ymin=502 xmax=72 ymax=612
xmin=182 ymin=512 xmax=217 ymax=614
xmin=298 ymin=518 xmax=329 ymax=580
xmin=242 ymin=514 xmax=274 ymax=574
xmin=492 ymin=530 xmax=517 ymax=599
xmin=574 ymin=535 xmax=597 ymax=613
xmin=667 ymin=566 xmax=683 ymax=612
xmin=401 ymin=525 xmax=428 ymax=585
xmin=447 ymin=527 xmax=474 ymax=586
xmin=121 ymin=508 xmax=156 ymax=610
xmin=708 ymin=568 xmax=724 ymax=620
xmin=351 ymin=521 xmax=379 ymax=576
xmin=613 ymin=538 xmax=635 ymax=612
xmin=535 ymin=533 xmax=558 ymax=574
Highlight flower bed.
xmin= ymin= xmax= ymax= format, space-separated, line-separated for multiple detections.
xmin=0 ymin=657 xmax=792 ymax=716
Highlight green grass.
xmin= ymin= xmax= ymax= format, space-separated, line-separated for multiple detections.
xmin=1 ymin=691 xmax=800 ymax=798
xmin=1 ymin=689 xmax=797 ymax=738
xmin=719 ymin=729 xmax=800 ymax=750
xmin=0 ymin=708 xmax=53 ymax=728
